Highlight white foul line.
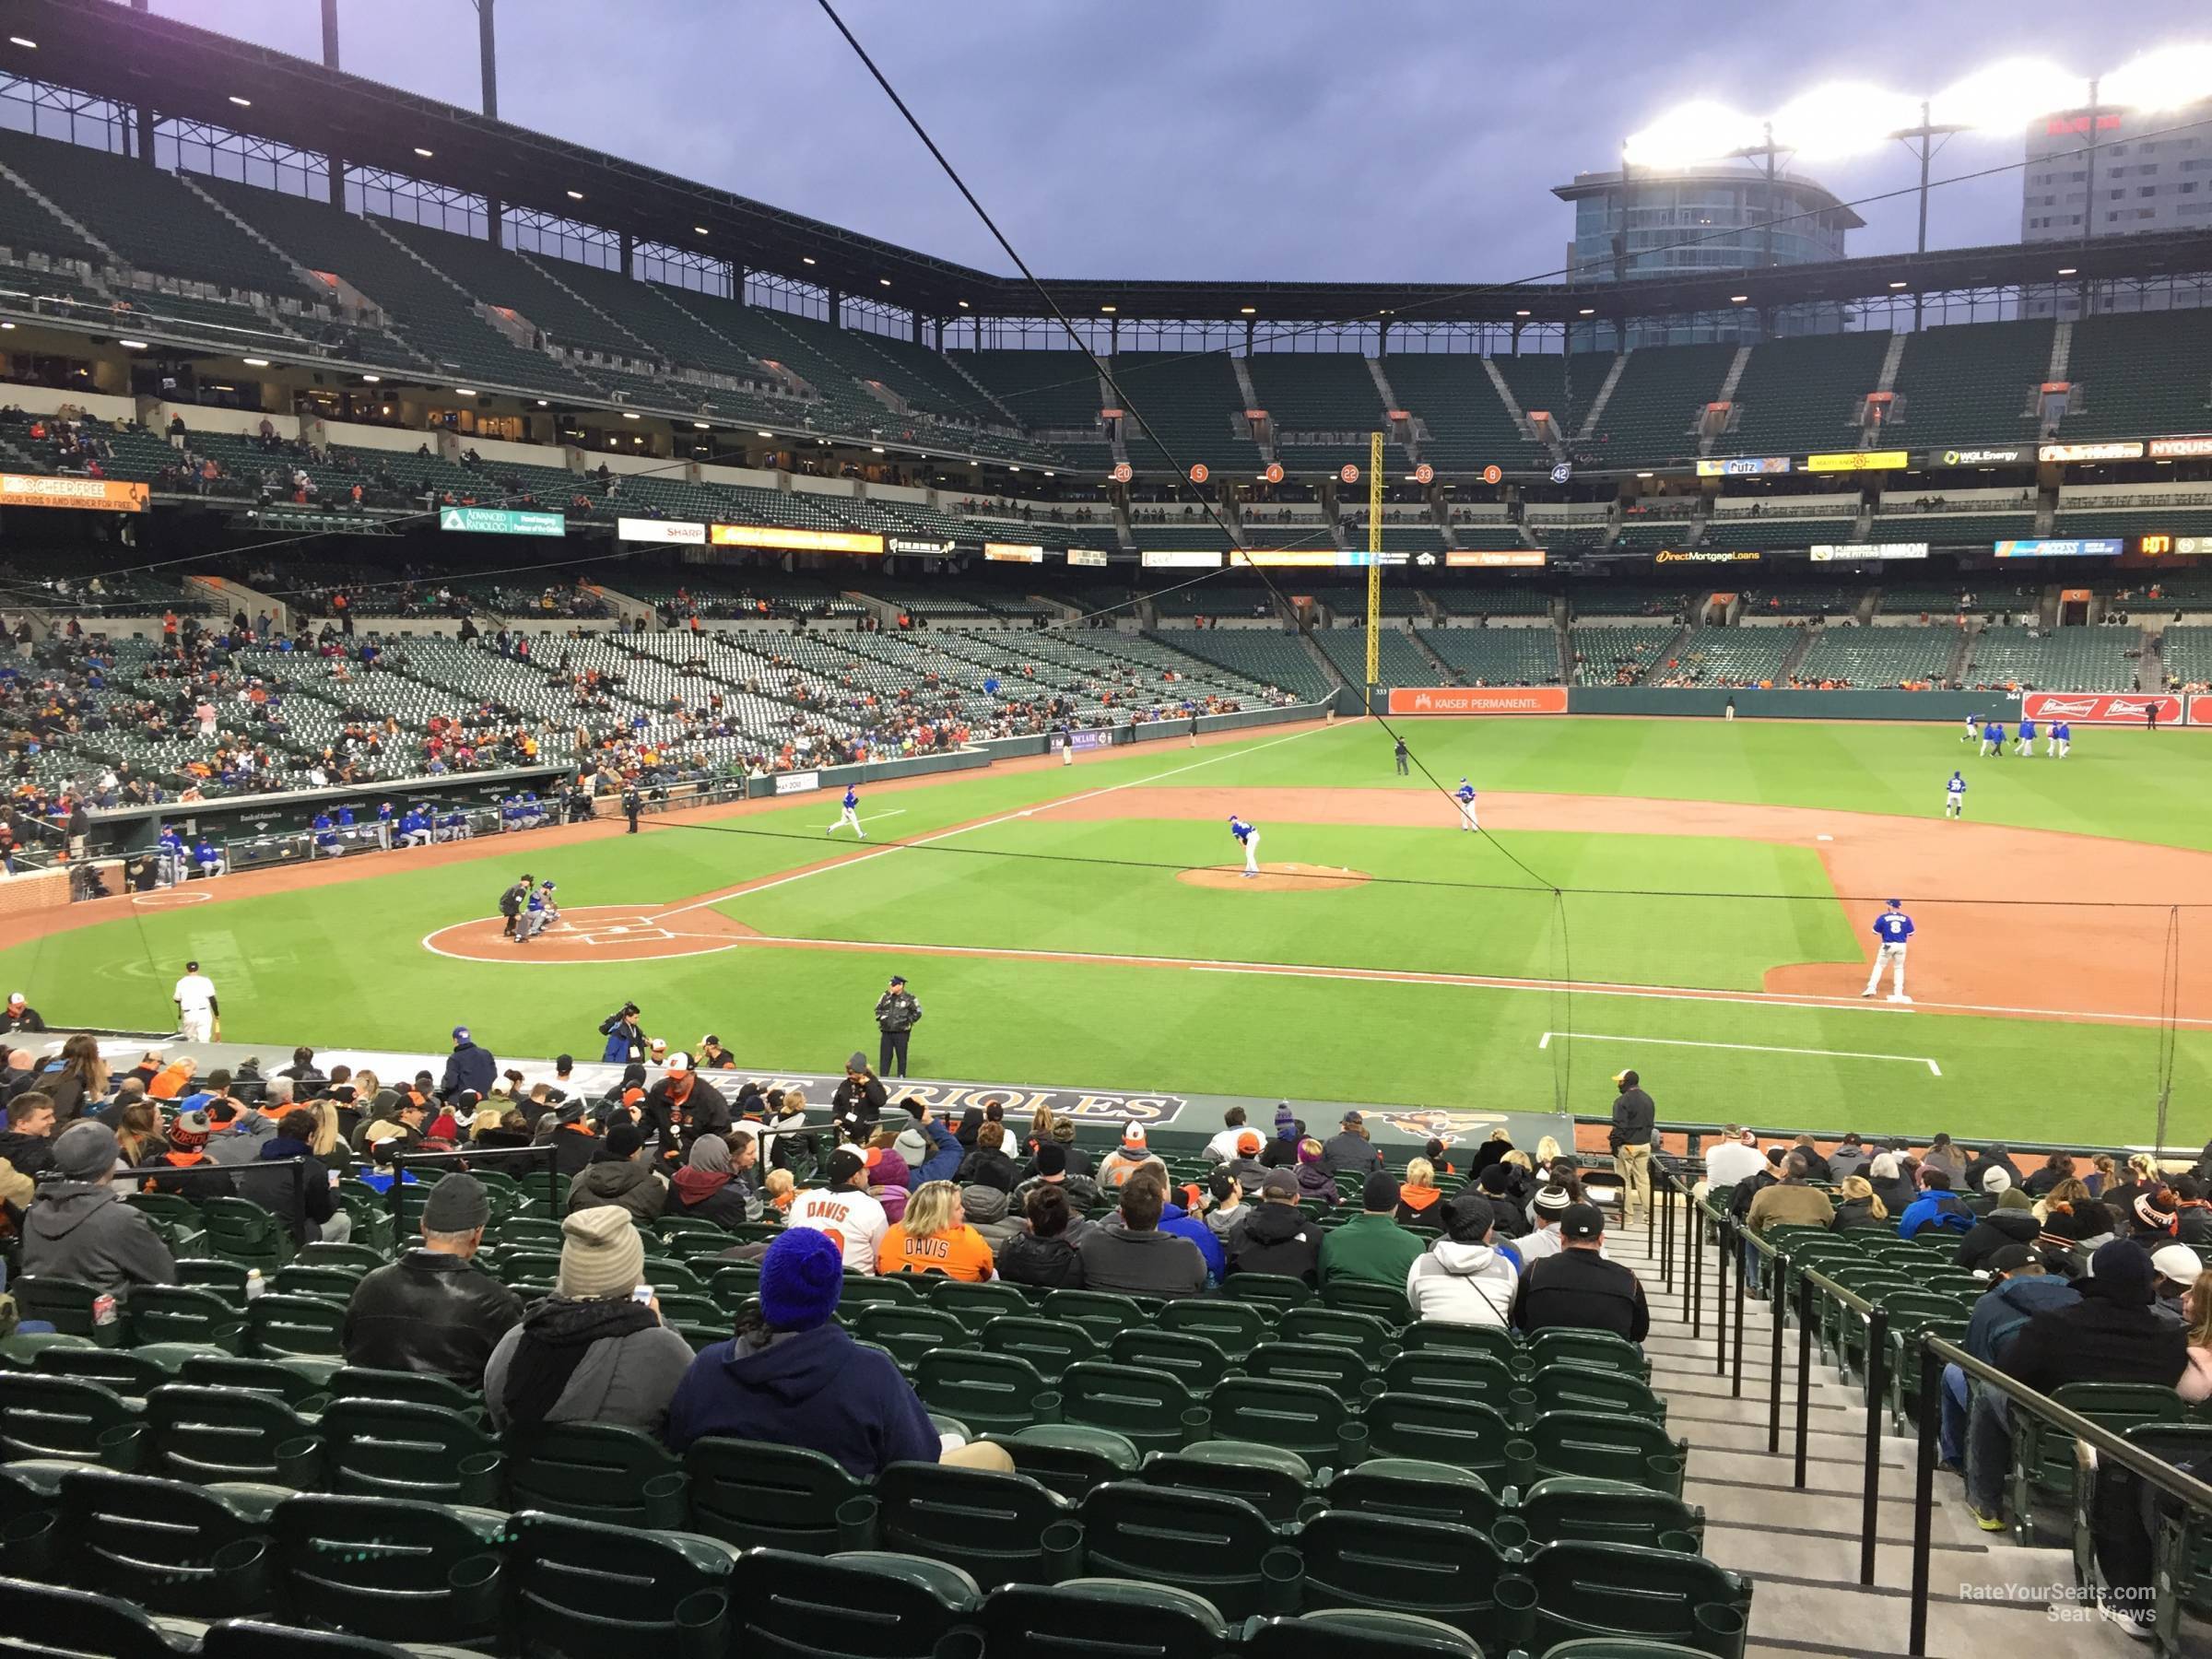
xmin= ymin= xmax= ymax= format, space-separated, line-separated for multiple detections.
xmin=819 ymin=808 xmax=909 ymax=830
xmin=1540 ymin=1029 xmax=1943 ymax=1077
xmin=649 ymin=722 xmax=1333 ymax=924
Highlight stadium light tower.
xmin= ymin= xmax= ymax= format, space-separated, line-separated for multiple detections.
xmin=472 ymin=0 xmax=498 ymax=119
xmin=322 ymin=0 xmax=339 ymax=70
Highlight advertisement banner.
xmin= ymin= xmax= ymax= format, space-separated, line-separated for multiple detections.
xmin=1810 ymin=542 xmax=1929 ymax=562
xmin=2039 ymin=440 xmax=2145 ymax=464
xmin=1655 ymin=548 xmax=1760 ymax=564
xmin=1048 ymin=728 xmax=1118 ymax=753
xmin=1805 ymin=451 xmax=1910 ymax=473
xmin=1446 ymin=549 xmax=1548 ymax=568
xmin=1924 ymin=446 xmax=2033 ymax=468
xmin=1695 ymin=456 xmax=1792 ymax=477
xmin=1386 ymin=687 xmax=1569 ymax=716
xmin=0 ymin=474 xmax=148 ymax=512
xmin=616 ymin=516 xmax=705 ymax=544
xmin=1065 ymin=547 xmax=1110 ymax=567
xmin=2193 ymin=696 xmax=2211 ymax=727
xmin=2021 ymin=692 xmax=2183 ymax=727
xmin=1994 ymin=538 xmax=2124 ymax=559
xmin=888 ymin=535 xmax=956 ymax=556
xmin=1141 ymin=550 xmax=1224 ymax=568
xmin=983 ymin=543 xmax=1044 ymax=563
xmin=440 ymin=506 xmax=565 ymax=537
xmin=711 ymin=524 xmax=884 ymax=555
xmin=2147 ymin=435 xmax=2212 ymax=460
xmin=772 ymin=771 xmax=822 ymax=794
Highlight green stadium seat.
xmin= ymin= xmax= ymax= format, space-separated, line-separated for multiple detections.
xmin=681 ymin=1438 xmax=868 ymax=1552
xmin=852 ymin=1304 xmax=969 ymax=1372
xmin=0 ymin=1372 xmax=140 ymax=1464
xmin=913 ymin=1350 xmax=1051 ymax=1436
xmin=1243 ymin=1607 xmax=1487 ymax=1657
xmin=135 ymin=1384 xmax=321 ymax=1488
xmin=12 ymin=1276 xmax=112 ymax=1343
xmin=1279 ymin=1307 xmax=1397 ymax=1364
xmin=1241 ymin=1341 xmax=1376 ymax=1398
xmin=326 ymin=1367 xmax=480 ymax=1413
xmin=178 ymin=1355 xmax=334 ymax=1409
xmin=977 ymin=1313 xmax=1100 ymax=1382
xmin=1531 ymin=1364 xmax=1668 ymax=1426
xmin=29 ymin=1343 xmax=212 ymax=1398
xmin=866 ymin=1460 xmax=1073 ymax=1585
xmin=1319 ymin=1280 xmax=1414 ymax=1325
xmin=53 ymin=1466 xmax=277 ymax=1618
xmin=1110 ymin=1328 xmax=1234 ymax=1395
xmin=2011 ymin=1381 xmax=2187 ymax=1519
xmin=1518 ymin=1477 xmax=1705 ymax=1555
xmin=1526 ymin=1330 xmax=1649 ymax=1381
xmin=175 ymin=1259 xmax=250 ymax=1299
xmin=1400 ymin=1321 xmax=1532 ymax=1372
xmin=270 ymin=1265 xmax=364 ymax=1301
xmin=199 ymin=1619 xmax=420 ymax=1659
xmin=1041 ymin=1289 xmax=1153 ymax=1341
xmin=267 ymin=1492 xmax=503 ymax=1646
xmin=0 ymin=1332 xmax=97 ymax=1372
xmin=1066 ymin=1483 xmax=1293 ymax=1621
xmin=1366 ymin=1394 xmax=1531 ymax=1488
xmin=246 ymin=1293 xmax=347 ymax=1358
xmin=1138 ymin=1440 xmax=1315 ymax=1526
xmin=973 ymin=1579 xmax=1233 ymax=1659
xmin=1223 ymin=1273 xmax=1315 ymax=1312
xmin=1156 ymin=1300 xmax=1269 ymax=1360
xmin=128 ymin=1285 xmax=246 ymax=1353
xmin=1527 ymin=1411 xmax=1687 ymax=1498
xmin=199 ymin=1199 xmax=295 ymax=1275
xmin=1379 ymin=1349 xmax=1529 ymax=1416
xmin=503 ymin=1420 xmax=688 ymax=1530
xmin=1323 ymin=1458 xmax=1508 ymax=1535
xmin=1523 ymin=1541 xmax=1750 ymax=1657
xmin=727 ymin=1546 xmax=978 ymax=1659
xmin=0 ymin=1573 xmax=187 ymax=1659
xmin=920 ymin=1278 xmax=1033 ymax=1331
xmin=983 ymin=1422 xmax=1143 ymax=1503
xmin=1205 ymin=1378 xmax=1360 ymax=1465
xmin=317 ymin=1397 xmax=504 ymax=1507
xmin=1292 ymin=1509 xmax=1534 ymax=1649
xmin=1052 ymin=1362 xmax=1207 ymax=1453
xmin=506 ymin=1511 xmax=734 ymax=1659
xmin=297 ymin=1241 xmax=390 ymax=1274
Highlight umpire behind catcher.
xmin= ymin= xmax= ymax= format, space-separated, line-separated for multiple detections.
xmin=498 ymin=873 xmax=534 ymax=940
xmin=873 ymin=974 xmax=923 ymax=1079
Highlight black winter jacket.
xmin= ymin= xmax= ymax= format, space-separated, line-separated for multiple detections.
xmin=1224 ymin=1202 xmax=1322 ymax=1286
xmin=342 ymin=1250 xmax=524 ymax=1387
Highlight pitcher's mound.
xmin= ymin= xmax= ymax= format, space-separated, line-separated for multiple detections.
xmin=1179 ymin=862 xmax=1372 ymax=893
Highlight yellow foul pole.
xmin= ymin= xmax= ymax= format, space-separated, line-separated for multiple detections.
xmin=1364 ymin=429 xmax=1382 ymax=710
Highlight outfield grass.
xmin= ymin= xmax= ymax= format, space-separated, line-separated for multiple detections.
xmin=5 ymin=716 xmax=2206 ymax=1146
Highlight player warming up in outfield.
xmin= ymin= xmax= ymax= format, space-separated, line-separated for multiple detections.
xmin=1945 ymin=771 xmax=1967 ymax=819
xmin=1863 ymin=898 xmax=1914 ymax=1003
xmin=1229 ymin=814 xmax=1260 ymax=878
xmin=2050 ymin=720 xmax=2071 ymax=758
xmin=1980 ymin=719 xmax=2004 ymax=758
xmin=830 ymin=785 xmax=865 ymax=839
xmin=1454 ymin=778 xmax=1479 ymax=832
xmin=2015 ymin=716 xmax=2037 ymax=757
xmin=1961 ymin=713 xmax=1978 ymax=744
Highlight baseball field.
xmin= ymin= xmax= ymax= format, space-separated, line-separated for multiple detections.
xmin=7 ymin=713 xmax=2209 ymax=1146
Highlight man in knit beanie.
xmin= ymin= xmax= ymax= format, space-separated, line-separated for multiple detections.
xmin=481 ymin=1206 xmax=694 ymax=1436
xmin=662 ymin=1227 xmax=1012 ymax=1475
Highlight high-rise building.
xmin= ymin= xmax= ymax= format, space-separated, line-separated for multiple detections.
xmin=2021 ymin=100 xmax=2212 ymax=241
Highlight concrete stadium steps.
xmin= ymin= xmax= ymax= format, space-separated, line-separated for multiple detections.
xmin=1612 ymin=1214 xmax=2143 ymax=1658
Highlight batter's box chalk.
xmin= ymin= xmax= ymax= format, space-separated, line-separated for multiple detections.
xmin=583 ymin=928 xmax=674 ymax=946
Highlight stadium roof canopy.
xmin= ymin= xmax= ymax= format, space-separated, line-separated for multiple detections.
xmin=15 ymin=0 xmax=2212 ymax=328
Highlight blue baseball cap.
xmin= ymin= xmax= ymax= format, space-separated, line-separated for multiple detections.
xmin=452 ymin=1025 xmax=471 ymax=1041
xmin=1886 ymin=898 xmax=1902 ymax=908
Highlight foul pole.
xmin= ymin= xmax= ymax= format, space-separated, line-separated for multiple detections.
xmin=1365 ymin=429 xmax=1382 ymax=713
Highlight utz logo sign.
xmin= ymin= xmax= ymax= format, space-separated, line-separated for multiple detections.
xmin=2022 ymin=691 xmax=2183 ymax=726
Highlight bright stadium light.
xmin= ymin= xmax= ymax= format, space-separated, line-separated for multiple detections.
xmin=2101 ymin=43 xmax=2212 ymax=111
xmin=1769 ymin=82 xmax=1923 ymax=159
xmin=1622 ymin=100 xmax=1761 ymax=167
xmin=1928 ymin=59 xmax=2088 ymax=131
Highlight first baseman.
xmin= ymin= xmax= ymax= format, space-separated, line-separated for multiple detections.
xmin=1229 ymin=814 xmax=1259 ymax=877
xmin=1862 ymin=898 xmax=1914 ymax=1003
xmin=830 ymin=784 xmax=865 ymax=839
xmin=1454 ymin=777 xmax=1478 ymax=832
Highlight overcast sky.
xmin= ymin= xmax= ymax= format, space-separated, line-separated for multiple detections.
xmin=152 ymin=0 xmax=2209 ymax=284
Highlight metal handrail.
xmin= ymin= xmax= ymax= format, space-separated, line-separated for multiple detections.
xmin=1911 ymin=1335 xmax=2212 ymax=1655
xmin=1798 ymin=1265 xmax=1888 ymax=1589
